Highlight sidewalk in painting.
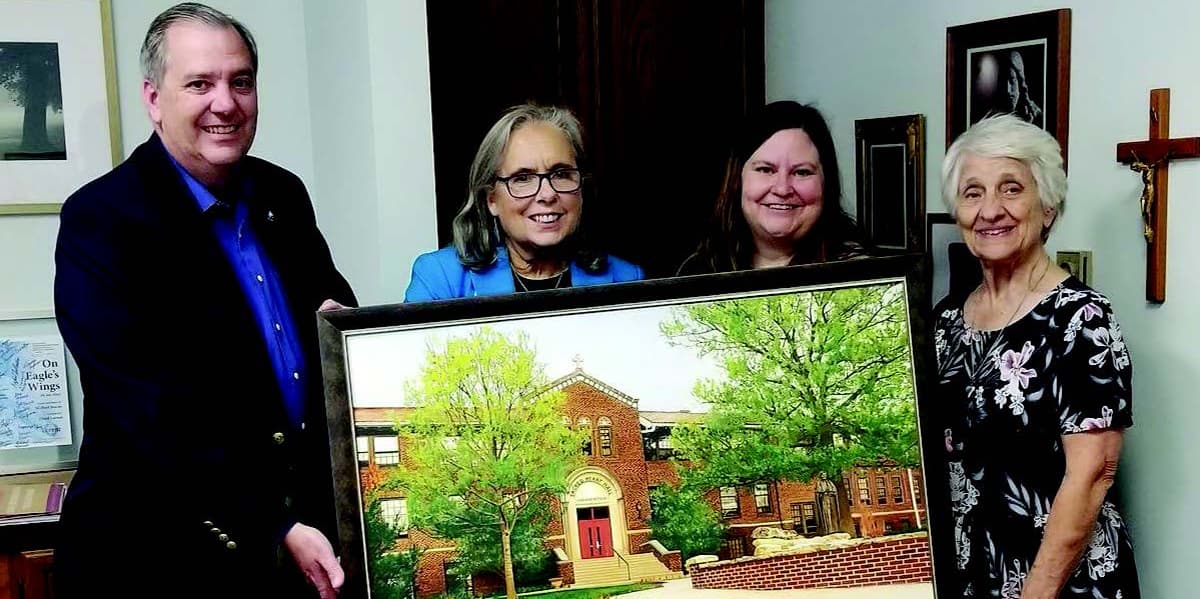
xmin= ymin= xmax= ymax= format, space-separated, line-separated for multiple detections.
xmin=621 ymin=578 xmax=934 ymax=599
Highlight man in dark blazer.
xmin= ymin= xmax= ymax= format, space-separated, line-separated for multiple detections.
xmin=53 ymin=4 xmax=354 ymax=597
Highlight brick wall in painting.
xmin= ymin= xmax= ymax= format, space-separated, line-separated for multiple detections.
xmin=690 ymin=533 xmax=933 ymax=591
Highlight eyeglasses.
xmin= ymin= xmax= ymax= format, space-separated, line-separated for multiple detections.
xmin=493 ymin=168 xmax=583 ymax=199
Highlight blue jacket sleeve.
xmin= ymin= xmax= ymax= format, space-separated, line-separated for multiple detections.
xmin=405 ymin=250 xmax=450 ymax=302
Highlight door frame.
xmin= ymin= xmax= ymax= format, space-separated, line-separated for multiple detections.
xmin=564 ymin=466 xmax=628 ymax=560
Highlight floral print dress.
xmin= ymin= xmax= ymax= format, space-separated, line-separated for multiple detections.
xmin=934 ymin=278 xmax=1140 ymax=598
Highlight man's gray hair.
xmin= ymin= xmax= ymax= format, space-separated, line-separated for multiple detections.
xmin=942 ymin=114 xmax=1067 ymax=233
xmin=140 ymin=2 xmax=258 ymax=86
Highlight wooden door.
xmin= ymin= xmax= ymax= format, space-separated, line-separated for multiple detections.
xmin=582 ymin=0 xmax=764 ymax=276
xmin=425 ymin=0 xmax=581 ymax=247
xmin=14 ymin=549 xmax=54 ymax=599
xmin=577 ymin=507 xmax=613 ymax=558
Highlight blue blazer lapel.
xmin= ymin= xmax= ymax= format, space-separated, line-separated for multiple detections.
xmin=572 ymin=262 xmax=615 ymax=287
xmin=466 ymin=248 xmax=517 ymax=297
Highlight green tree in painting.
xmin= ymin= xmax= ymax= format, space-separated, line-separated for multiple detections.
xmin=662 ymin=284 xmax=917 ymax=534
xmin=411 ymin=493 xmax=556 ymax=589
xmin=364 ymin=498 xmax=422 ymax=599
xmin=397 ymin=329 xmax=583 ymax=599
xmin=0 ymin=43 xmax=64 ymax=154
xmin=647 ymin=485 xmax=725 ymax=563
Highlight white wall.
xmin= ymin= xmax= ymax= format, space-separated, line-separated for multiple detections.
xmin=767 ymin=1 xmax=1200 ymax=595
xmin=302 ymin=0 xmax=437 ymax=305
xmin=362 ymin=0 xmax=437 ymax=304
xmin=302 ymin=0 xmax=380 ymax=303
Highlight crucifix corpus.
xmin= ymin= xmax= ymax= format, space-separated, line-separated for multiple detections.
xmin=1116 ymin=88 xmax=1200 ymax=303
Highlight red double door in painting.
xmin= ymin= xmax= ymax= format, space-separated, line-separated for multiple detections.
xmin=577 ymin=506 xmax=613 ymax=559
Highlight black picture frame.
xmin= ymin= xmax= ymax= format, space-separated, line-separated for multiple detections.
xmin=855 ymin=114 xmax=926 ymax=252
xmin=926 ymin=213 xmax=982 ymax=308
xmin=318 ymin=256 xmax=954 ymax=598
xmin=946 ymin=9 xmax=1071 ymax=166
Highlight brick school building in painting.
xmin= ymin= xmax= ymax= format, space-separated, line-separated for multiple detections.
xmin=354 ymin=365 xmax=927 ymax=597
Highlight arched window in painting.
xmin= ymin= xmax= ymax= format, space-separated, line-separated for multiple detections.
xmin=577 ymin=417 xmax=593 ymax=456
xmin=598 ymin=416 xmax=613 ymax=456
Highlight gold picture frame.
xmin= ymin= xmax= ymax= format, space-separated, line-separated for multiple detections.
xmin=0 ymin=0 xmax=121 ymax=216
xmin=317 ymin=257 xmax=957 ymax=598
xmin=855 ymin=114 xmax=925 ymax=253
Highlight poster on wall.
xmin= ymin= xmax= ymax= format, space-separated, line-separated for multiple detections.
xmin=0 ymin=336 xmax=71 ymax=449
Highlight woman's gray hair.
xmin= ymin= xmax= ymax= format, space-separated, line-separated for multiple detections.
xmin=941 ymin=114 xmax=1067 ymax=230
xmin=140 ymin=3 xmax=258 ymax=87
xmin=452 ymin=103 xmax=592 ymax=270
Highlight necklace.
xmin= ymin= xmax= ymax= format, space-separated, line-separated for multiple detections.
xmin=513 ymin=267 xmax=568 ymax=292
xmin=968 ymin=257 xmax=1051 ymax=331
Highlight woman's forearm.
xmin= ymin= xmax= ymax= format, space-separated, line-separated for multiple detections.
xmin=1021 ymin=464 xmax=1117 ymax=598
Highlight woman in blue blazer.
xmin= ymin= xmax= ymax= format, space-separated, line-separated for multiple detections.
xmin=406 ymin=104 xmax=643 ymax=301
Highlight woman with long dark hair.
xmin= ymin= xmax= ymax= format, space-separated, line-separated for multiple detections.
xmin=678 ymin=101 xmax=866 ymax=275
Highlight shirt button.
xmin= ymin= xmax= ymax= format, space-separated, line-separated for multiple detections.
xmin=274 ymin=323 xmax=282 ymax=331
xmin=292 ymin=371 xmax=300 ymax=380
xmin=256 ymin=274 xmax=264 ymax=283
xmin=226 ymin=541 xmax=238 ymax=550
xmin=273 ymin=432 xmax=285 ymax=444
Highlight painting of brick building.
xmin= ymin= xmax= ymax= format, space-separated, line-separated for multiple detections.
xmin=337 ymin=280 xmax=936 ymax=598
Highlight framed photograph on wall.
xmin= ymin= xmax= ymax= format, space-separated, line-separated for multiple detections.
xmin=855 ymin=114 xmax=925 ymax=252
xmin=318 ymin=257 xmax=955 ymax=598
xmin=1055 ymin=249 xmax=1093 ymax=287
xmin=946 ymin=9 xmax=1070 ymax=163
xmin=0 ymin=0 xmax=121 ymax=216
xmin=926 ymin=212 xmax=982 ymax=307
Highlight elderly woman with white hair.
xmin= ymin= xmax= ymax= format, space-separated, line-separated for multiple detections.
xmin=935 ymin=115 xmax=1139 ymax=598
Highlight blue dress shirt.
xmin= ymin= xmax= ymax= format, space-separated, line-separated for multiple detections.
xmin=171 ymin=159 xmax=308 ymax=429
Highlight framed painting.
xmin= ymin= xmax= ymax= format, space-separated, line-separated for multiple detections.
xmin=926 ymin=212 xmax=981 ymax=308
xmin=0 ymin=0 xmax=121 ymax=215
xmin=318 ymin=256 xmax=956 ymax=598
xmin=946 ymin=9 xmax=1070 ymax=164
xmin=1055 ymin=249 xmax=1093 ymax=287
xmin=855 ymin=114 xmax=925 ymax=253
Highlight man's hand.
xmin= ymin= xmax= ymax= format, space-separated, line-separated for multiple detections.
xmin=318 ymin=299 xmax=346 ymax=312
xmin=284 ymin=523 xmax=344 ymax=599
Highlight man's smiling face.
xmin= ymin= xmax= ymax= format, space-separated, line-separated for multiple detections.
xmin=143 ymin=21 xmax=257 ymax=186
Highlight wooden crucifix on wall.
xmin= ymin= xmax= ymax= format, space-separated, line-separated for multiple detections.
xmin=1116 ymin=88 xmax=1200 ymax=303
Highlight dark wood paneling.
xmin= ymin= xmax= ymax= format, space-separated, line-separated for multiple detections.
xmin=426 ymin=0 xmax=764 ymax=277
xmin=425 ymin=0 xmax=571 ymax=245
xmin=586 ymin=0 xmax=764 ymax=276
